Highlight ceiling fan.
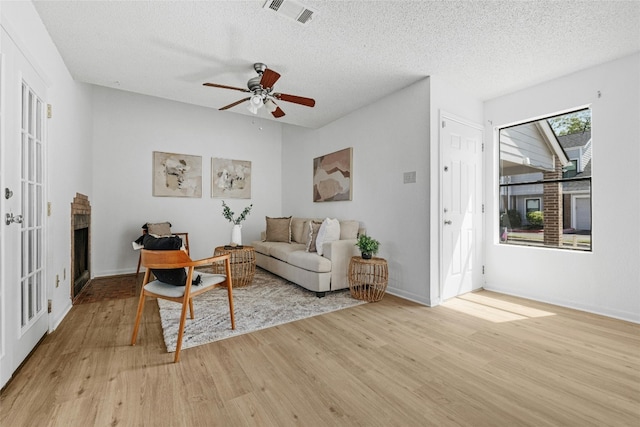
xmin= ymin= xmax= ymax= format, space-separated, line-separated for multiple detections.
xmin=203 ymin=63 xmax=315 ymax=118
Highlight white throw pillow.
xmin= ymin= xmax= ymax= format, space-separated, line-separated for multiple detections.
xmin=315 ymin=218 xmax=341 ymax=256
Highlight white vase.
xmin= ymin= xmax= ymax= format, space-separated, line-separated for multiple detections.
xmin=231 ymin=224 xmax=242 ymax=245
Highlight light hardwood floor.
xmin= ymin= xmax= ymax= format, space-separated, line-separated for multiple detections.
xmin=1 ymin=289 xmax=639 ymax=426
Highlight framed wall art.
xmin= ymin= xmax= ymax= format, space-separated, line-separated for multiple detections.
xmin=313 ymin=147 xmax=352 ymax=202
xmin=211 ymin=158 xmax=252 ymax=199
xmin=152 ymin=151 xmax=202 ymax=198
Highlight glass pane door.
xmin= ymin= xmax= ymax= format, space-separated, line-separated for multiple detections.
xmin=20 ymin=82 xmax=44 ymax=327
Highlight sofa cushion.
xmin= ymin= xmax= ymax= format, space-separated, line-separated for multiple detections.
xmin=339 ymin=220 xmax=360 ymax=240
xmin=265 ymin=216 xmax=292 ymax=243
xmin=316 ymin=218 xmax=340 ymax=256
xmin=252 ymin=240 xmax=274 ymax=256
xmin=305 ymin=220 xmax=323 ymax=252
xmin=270 ymin=242 xmax=306 ymax=262
xmin=291 ymin=218 xmax=309 ymax=244
xmin=287 ymin=250 xmax=332 ymax=273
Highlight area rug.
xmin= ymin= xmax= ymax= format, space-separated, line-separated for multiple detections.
xmin=157 ymin=268 xmax=366 ymax=352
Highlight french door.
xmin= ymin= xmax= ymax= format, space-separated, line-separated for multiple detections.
xmin=1 ymin=27 xmax=48 ymax=388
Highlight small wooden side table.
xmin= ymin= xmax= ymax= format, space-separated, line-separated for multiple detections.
xmin=348 ymin=256 xmax=388 ymax=302
xmin=213 ymin=245 xmax=256 ymax=287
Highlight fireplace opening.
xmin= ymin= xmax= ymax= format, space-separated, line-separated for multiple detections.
xmin=73 ymin=226 xmax=89 ymax=297
xmin=71 ymin=193 xmax=91 ymax=301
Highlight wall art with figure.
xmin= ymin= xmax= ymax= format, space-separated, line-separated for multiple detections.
xmin=212 ymin=158 xmax=252 ymax=199
xmin=313 ymin=147 xmax=352 ymax=202
xmin=153 ymin=151 xmax=202 ymax=198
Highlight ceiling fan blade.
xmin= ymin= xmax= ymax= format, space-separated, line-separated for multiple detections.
xmin=271 ymin=106 xmax=285 ymax=118
xmin=203 ymin=82 xmax=250 ymax=93
xmin=219 ymin=97 xmax=250 ymax=111
xmin=260 ymin=69 xmax=281 ymax=89
xmin=264 ymin=98 xmax=285 ymax=118
xmin=274 ymin=93 xmax=315 ymax=107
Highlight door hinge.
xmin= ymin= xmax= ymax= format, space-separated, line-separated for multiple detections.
xmin=482 ymin=265 xmax=485 ymax=275
xmin=442 ymin=120 xmax=446 ymax=128
xmin=48 ymin=299 xmax=52 ymax=313
xmin=482 ymin=204 xmax=485 ymax=213
xmin=482 ymin=143 xmax=484 ymax=152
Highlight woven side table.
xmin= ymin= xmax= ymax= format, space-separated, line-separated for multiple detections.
xmin=213 ymin=246 xmax=256 ymax=287
xmin=348 ymin=256 xmax=388 ymax=302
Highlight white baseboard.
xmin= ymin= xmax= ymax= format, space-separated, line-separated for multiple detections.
xmin=92 ymin=268 xmax=137 ymax=278
xmin=385 ymin=287 xmax=431 ymax=306
xmin=483 ymin=285 xmax=640 ymax=324
xmin=49 ymin=300 xmax=72 ymax=332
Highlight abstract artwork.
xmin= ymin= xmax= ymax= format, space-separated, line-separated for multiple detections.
xmin=212 ymin=158 xmax=252 ymax=199
xmin=152 ymin=151 xmax=202 ymax=198
xmin=313 ymin=147 xmax=352 ymax=202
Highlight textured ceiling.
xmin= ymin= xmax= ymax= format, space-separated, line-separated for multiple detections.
xmin=33 ymin=0 xmax=640 ymax=129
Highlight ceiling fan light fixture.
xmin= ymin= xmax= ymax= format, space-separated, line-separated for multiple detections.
xmin=248 ymin=93 xmax=264 ymax=114
xmin=204 ymin=62 xmax=315 ymax=119
xmin=250 ymin=93 xmax=264 ymax=107
xmin=264 ymin=98 xmax=277 ymax=113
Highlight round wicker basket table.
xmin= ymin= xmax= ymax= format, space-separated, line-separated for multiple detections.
xmin=348 ymin=256 xmax=388 ymax=302
xmin=212 ymin=245 xmax=256 ymax=288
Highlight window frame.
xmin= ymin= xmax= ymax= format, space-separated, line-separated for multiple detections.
xmin=498 ymin=108 xmax=592 ymax=252
xmin=525 ymin=198 xmax=541 ymax=214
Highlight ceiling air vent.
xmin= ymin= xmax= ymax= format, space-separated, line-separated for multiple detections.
xmin=263 ymin=0 xmax=317 ymax=25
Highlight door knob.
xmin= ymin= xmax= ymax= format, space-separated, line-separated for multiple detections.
xmin=444 ymin=220 xmax=452 ymax=225
xmin=5 ymin=213 xmax=23 ymax=225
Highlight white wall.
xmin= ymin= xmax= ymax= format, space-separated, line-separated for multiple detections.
xmin=91 ymin=87 xmax=283 ymax=276
xmin=281 ymin=78 xmax=433 ymax=303
xmin=484 ymin=53 xmax=640 ymax=322
xmin=1 ymin=1 xmax=94 ymax=329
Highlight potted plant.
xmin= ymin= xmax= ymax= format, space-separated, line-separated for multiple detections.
xmin=355 ymin=234 xmax=380 ymax=259
xmin=222 ymin=201 xmax=252 ymax=245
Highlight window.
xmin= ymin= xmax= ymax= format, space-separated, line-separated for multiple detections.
xmin=525 ymin=198 xmax=540 ymax=213
xmin=563 ymin=159 xmax=578 ymax=178
xmin=499 ymin=109 xmax=592 ymax=251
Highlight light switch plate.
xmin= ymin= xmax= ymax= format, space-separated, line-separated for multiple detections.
xmin=403 ymin=171 xmax=416 ymax=184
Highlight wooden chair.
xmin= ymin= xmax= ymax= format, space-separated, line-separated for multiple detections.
xmin=131 ymin=249 xmax=235 ymax=363
xmin=136 ymin=232 xmax=189 ymax=275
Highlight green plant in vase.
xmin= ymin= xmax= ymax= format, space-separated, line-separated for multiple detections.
xmin=222 ymin=201 xmax=252 ymax=246
xmin=355 ymin=234 xmax=380 ymax=259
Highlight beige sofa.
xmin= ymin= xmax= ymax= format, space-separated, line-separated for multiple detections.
xmin=251 ymin=217 xmax=363 ymax=297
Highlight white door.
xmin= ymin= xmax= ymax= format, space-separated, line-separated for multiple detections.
xmin=1 ymin=28 xmax=48 ymax=387
xmin=574 ymin=196 xmax=591 ymax=231
xmin=440 ymin=113 xmax=483 ymax=301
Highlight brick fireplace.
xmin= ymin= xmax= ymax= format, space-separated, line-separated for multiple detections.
xmin=71 ymin=193 xmax=91 ymax=300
